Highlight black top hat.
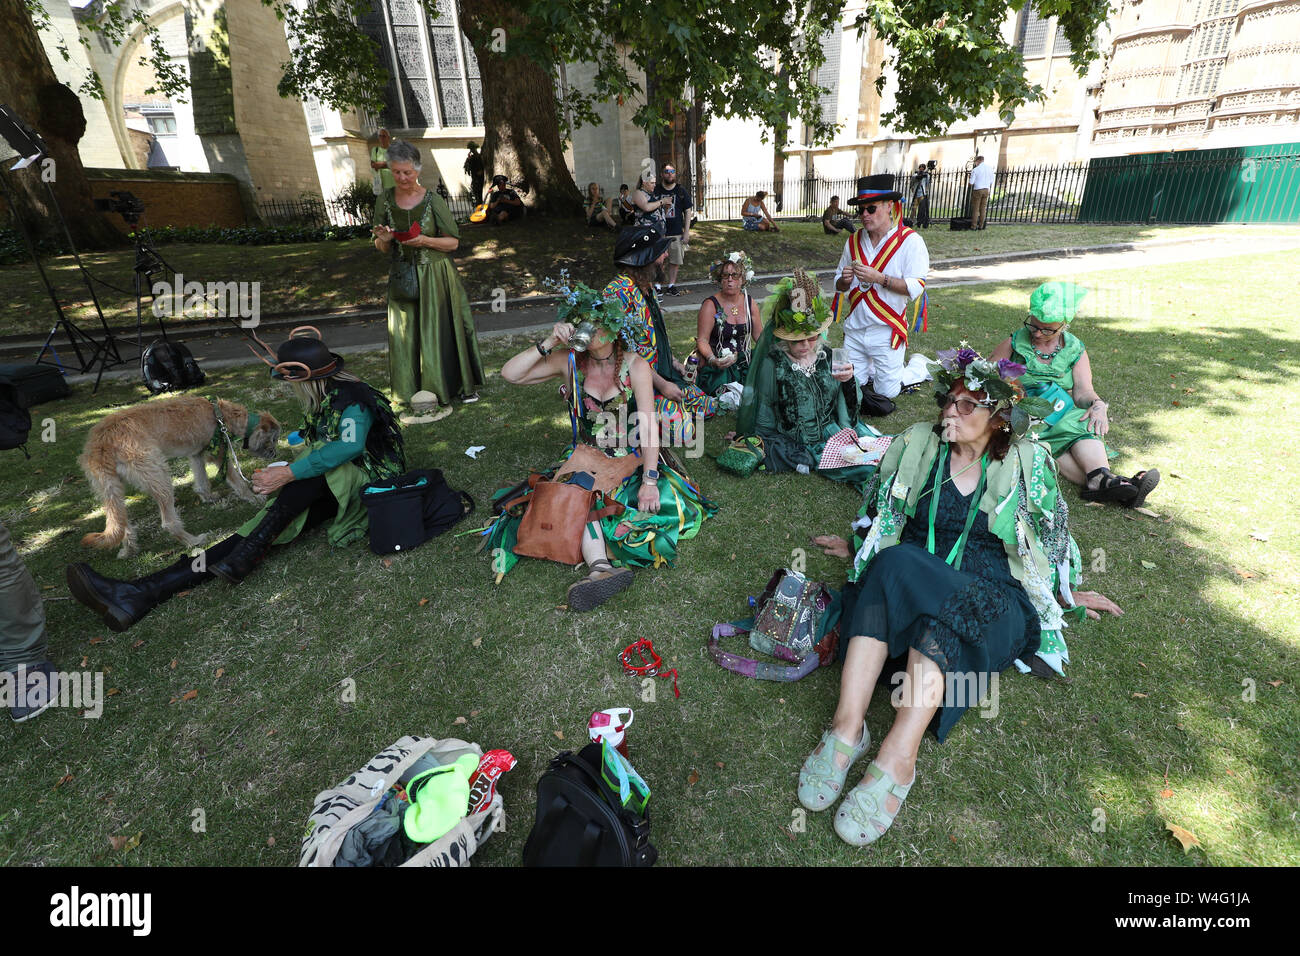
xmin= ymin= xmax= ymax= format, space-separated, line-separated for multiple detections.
xmin=270 ymin=329 xmax=344 ymax=382
xmin=614 ymin=226 xmax=672 ymax=267
xmin=846 ymin=173 xmax=903 ymax=205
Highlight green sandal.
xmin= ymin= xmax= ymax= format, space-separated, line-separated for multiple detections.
xmin=798 ymin=722 xmax=870 ymax=812
xmin=833 ymin=761 xmax=915 ymax=846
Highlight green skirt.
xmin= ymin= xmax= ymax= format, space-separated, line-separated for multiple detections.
xmin=237 ymin=460 xmax=370 ymax=548
xmin=480 ymin=446 xmax=716 ymax=578
xmin=387 ymin=256 xmax=485 ymax=406
xmin=697 ymin=356 xmax=751 ymax=397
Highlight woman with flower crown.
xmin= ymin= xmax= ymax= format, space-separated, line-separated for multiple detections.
xmin=482 ymin=254 xmax=715 ymax=612
xmin=726 ymin=270 xmax=878 ymax=487
xmin=794 ymin=345 xmax=1121 ymax=847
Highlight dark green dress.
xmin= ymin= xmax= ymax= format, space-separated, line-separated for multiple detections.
xmin=374 ymin=188 xmax=485 ymax=406
xmin=839 ymin=453 xmax=1040 ymax=742
xmin=749 ymin=345 xmax=876 ymax=487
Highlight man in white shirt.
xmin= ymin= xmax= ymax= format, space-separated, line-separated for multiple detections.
xmin=833 ymin=174 xmax=930 ymax=407
xmin=969 ymin=155 xmax=995 ymax=230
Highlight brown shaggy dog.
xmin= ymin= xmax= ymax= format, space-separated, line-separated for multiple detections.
xmin=79 ymin=395 xmax=281 ymax=557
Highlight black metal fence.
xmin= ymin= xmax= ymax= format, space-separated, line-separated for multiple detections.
xmin=702 ymin=163 xmax=1088 ymax=225
xmin=257 ymin=188 xmax=476 ymax=228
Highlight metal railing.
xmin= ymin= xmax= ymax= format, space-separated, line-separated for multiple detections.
xmin=701 ymin=163 xmax=1089 ymax=225
xmin=257 ymin=187 xmax=477 ymax=228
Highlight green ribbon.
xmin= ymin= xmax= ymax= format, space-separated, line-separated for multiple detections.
xmin=925 ymin=444 xmax=988 ymax=572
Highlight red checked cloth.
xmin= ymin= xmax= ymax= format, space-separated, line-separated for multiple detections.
xmin=818 ymin=430 xmax=893 ymax=471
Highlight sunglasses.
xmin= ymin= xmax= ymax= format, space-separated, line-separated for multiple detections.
xmin=719 ymin=271 xmax=742 ymax=280
xmin=859 ymin=203 xmax=885 ymax=214
xmin=1023 ymin=319 xmax=1064 ymax=336
xmin=663 ymin=167 xmax=675 ymax=174
xmin=940 ymin=394 xmax=997 ymax=417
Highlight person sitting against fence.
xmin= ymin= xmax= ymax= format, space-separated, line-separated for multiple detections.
xmin=695 ymin=252 xmax=762 ymax=397
xmin=729 ymin=270 xmax=878 ymax=487
xmin=742 ymin=191 xmax=779 ymax=231
xmin=485 ymin=174 xmax=525 ymax=225
xmin=586 ymin=182 xmax=619 ymax=230
xmin=485 ymin=298 xmax=716 ymax=612
xmin=796 ymin=346 xmax=1121 ymax=846
xmin=822 ymin=196 xmax=856 ymax=236
xmin=604 ymin=226 xmax=719 ymax=436
xmin=989 ymin=281 xmax=1159 ymax=508
xmin=66 ymin=329 xmax=405 ymax=633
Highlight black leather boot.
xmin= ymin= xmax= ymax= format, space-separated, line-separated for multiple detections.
xmin=66 ymin=551 xmax=214 ymax=633
xmin=209 ymin=502 xmax=298 ymax=584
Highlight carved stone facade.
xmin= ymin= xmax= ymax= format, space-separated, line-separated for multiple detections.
xmin=1093 ymin=0 xmax=1300 ymax=153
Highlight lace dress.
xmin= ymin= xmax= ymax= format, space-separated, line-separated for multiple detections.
xmin=838 ymin=454 xmax=1041 ymax=742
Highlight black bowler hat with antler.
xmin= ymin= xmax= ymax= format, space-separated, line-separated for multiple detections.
xmin=247 ymin=325 xmax=345 ymax=382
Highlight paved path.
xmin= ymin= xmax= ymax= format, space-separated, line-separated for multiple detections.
xmin=21 ymin=232 xmax=1299 ymax=385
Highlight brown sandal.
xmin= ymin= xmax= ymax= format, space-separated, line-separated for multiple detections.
xmin=565 ymin=560 xmax=634 ymax=612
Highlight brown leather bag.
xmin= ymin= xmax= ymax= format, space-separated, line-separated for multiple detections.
xmin=514 ymin=477 xmax=628 ymax=566
xmin=555 ymin=444 xmax=642 ymax=495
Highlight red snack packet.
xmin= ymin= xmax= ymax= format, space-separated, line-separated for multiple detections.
xmin=467 ymin=749 xmax=516 ymax=815
xmin=391 ymin=221 xmax=422 ymax=243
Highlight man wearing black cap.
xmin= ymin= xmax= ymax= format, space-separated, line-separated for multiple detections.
xmin=832 ymin=174 xmax=930 ymax=410
xmin=66 ymin=330 xmax=405 ymax=633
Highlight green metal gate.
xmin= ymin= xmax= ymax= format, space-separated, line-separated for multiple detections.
xmin=1078 ymin=142 xmax=1300 ymax=223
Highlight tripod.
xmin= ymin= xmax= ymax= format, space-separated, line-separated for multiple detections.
xmin=128 ymin=232 xmax=176 ymax=352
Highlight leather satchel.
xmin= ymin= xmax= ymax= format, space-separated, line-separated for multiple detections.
xmin=512 ymin=479 xmax=626 ymax=566
xmin=555 ymin=444 xmax=642 ymax=495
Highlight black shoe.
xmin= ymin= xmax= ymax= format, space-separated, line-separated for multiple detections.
xmin=666 ymin=285 xmax=680 ymax=297
xmin=67 ymin=555 xmax=206 ymax=633
xmin=210 ymin=503 xmax=297 ymax=584
xmin=9 ymin=660 xmax=58 ymax=722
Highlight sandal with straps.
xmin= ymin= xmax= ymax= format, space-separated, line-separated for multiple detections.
xmin=798 ymin=721 xmax=870 ymax=812
xmin=565 ymin=559 xmax=634 ymax=612
xmin=834 ymin=760 xmax=915 ymax=847
xmin=1126 ymin=468 xmax=1160 ymax=509
xmin=1080 ymin=467 xmax=1138 ymax=505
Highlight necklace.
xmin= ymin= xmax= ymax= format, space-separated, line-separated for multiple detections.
xmin=588 ymin=351 xmax=616 ymax=364
xmin=1032 ymin=338 xmax=1063 ymax=362
xmin=717 ymin=293 xmax=744 ymax=319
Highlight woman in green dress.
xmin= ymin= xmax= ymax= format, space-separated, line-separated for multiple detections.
xmin=732 ymin=270 xmax=878 ymax=487
xmin=372 ymin=140 xmax=484 ymax=418
xmin=484 ymin=295 xmax=716 ymax=612
xmin=796 ymin=347 xmax=1121 ymax=846
xmin=990 ymin=281 xmax=1159 ymax=507
xmin=66 ymin=328 xmax=405 ymax=633
xmin=695 ymin=252 xmax=762 ymax=397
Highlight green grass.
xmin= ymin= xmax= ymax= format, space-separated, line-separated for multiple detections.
xmin=5 ymin=221 xmax=1296 ymax=338
xmin=1 ymin=247 xmax=1297 ymax=866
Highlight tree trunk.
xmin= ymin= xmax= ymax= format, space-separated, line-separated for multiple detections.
xmin=771 ymin=69 xmax=789 ymax=213
xmin=1 ymin=0 xmax=124 ymax=249
xmin=459 ymin=0 xmax=583 ymax=217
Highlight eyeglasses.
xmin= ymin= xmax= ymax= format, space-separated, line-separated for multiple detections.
xmin=941 ymin=394 xmax=996 ymax=417
xmin=1023 ymin=319 xmax=1064 ymax=337
xmin=719 ymin=271 xmax=742 ymax=280
xmin=861 ymin=203 xmax=879 ymax=214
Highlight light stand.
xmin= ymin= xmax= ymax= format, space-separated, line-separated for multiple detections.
xmin=0 ymin=104 xmax=126 ymax=392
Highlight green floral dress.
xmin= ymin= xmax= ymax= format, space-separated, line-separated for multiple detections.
xmin=481 ymin=353 xmax=716 ymax=578
xmin=374 ymin=188 xmax=485 ymax=406
xmin=1008 ymin=328 xmax=1109 ymax=458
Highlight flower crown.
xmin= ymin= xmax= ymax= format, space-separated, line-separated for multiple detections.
xmin=762 ymin=269 xmax=831 ymax=337
xmin=708 ymin=251 xmax=756 ymax=285
xmin=928 ymin=342 xmax=1054 ymax=437
xmin=544 ymin=272 xmax=634 ymax=347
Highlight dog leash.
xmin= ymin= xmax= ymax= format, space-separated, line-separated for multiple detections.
xmin=208 ymin=398 xmax=252 ymax=486
xmin=619 ymin=638 xmax=680 ymax=698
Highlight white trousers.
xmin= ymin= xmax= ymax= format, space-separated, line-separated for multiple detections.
xmin=842 ymin=321 xmax=906 ymax=398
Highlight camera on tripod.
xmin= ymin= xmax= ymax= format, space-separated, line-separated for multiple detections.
xmin=93 ymin=190 xmax=146 ymax=225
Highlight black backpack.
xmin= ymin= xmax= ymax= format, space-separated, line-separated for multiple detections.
xmin=360 ymin=468 xmax=475 ymax=555
xmin=0 ymin=375 xmax=32 ymax=457
xmin=142 ymin=339 xmax=205 ymax=394
xmin=522 ymin=743 xmax=657 ymax=867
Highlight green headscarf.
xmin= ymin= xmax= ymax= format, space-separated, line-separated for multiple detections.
xmin=1029 ymin=282 xmax=1088 ymax=325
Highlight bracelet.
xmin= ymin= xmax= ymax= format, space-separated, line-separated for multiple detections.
xmin=535 ymin=340 xmax=553 ymax=357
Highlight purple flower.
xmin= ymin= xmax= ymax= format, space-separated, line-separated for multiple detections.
xmin=955 ymin=346 xmax=979 ymax=368
xmin=997 ymin=358 xmax=1027 ymax=380
xmin=936 ymin=348 xmax=960 ymax=371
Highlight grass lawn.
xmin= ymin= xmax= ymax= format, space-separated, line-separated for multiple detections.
xmin=4 ymin=221 xmax=1297 ymax=338
xmin=1 ymin=247 xmax=1296 ymax=867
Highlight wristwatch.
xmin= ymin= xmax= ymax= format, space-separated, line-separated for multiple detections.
xmin=536 ymin=340 xmax=553 ymax=357
xmin=642 ymin=469 xmax=660 ymax=482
